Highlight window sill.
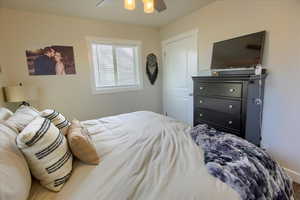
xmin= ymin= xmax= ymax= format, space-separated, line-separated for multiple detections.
xmin=92 ymin=85 xmax=143 ymax=95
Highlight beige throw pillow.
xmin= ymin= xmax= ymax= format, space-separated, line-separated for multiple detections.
xmin=0 ymin=107 xmax=14 ymax=120
xmin=5 ymin=105 xmax=40 ymax=132
xmin=67 ymin=119 xmax=100 ymax=165
xmin=0 ymin=123 xmax=32 ymax=200
xmin=16 ymin=117 xmax=73 ymax=192
xmin=40 ymin=109 xmax=71 ymax=135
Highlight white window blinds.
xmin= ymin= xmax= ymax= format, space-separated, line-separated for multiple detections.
xmin=91 ymin=42 xmax=141 ymax=92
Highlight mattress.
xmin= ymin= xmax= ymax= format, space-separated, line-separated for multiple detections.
xmin=28 ymin=111 xmax=239 ymax=200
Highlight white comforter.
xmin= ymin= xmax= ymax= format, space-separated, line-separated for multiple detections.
xmin=29 ymin=111 xmax=239 ymax=200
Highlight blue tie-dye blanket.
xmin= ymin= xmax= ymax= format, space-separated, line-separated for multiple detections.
xmin=190 ymin=124 xmax=294 ymax=200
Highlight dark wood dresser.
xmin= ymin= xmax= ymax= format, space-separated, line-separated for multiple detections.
xmin=192 ymin=75 xmax=267 ymax=146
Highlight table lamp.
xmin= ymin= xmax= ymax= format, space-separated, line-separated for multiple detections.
xmin=3 ymin=83 xmax=38 ymax=106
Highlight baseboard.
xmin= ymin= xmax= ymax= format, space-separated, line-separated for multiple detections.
xmin=284 ymin=167 xmax=300 ymax=184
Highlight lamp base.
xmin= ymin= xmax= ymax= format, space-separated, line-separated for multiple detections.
xmin=20 ymin=101 xmax=30 ymax=107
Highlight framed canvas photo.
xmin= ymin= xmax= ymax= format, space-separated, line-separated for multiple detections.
xmin=26 ymin=45 xmax=76 ymax=76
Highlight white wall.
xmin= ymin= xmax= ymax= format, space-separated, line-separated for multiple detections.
xmin=0 ymin=8 xmax=162 ymax=119
xmin=160 ymin=0 xmax=300 ymax=179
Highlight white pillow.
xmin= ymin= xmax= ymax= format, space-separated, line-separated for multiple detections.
xmin=41 ymin=109 xmax=71 ymax=135
xmin=5 ymin=105 xmax=39 ymax=132
xmin=16 ymin=117 xmax=73 ymax=192
xmin=0 ymin=107 xmax=13 ymax=120
xmin=0 ymin=123 xmax=32 ymax=200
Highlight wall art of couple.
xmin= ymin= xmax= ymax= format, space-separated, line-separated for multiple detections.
xmin=26 ymin=45 xmax=76 ymax=76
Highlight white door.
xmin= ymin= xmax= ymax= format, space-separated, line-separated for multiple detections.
xmin=162 ymin=31 xmax=198 ymax=125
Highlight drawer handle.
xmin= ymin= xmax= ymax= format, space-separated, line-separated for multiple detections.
xmin=199 ymin=113 xmax=203 ymax=117
xmin=229 ymin=88 xmax=235 ymax=93
xmin=229 ymin=105 xmax=233 ymax=109
xmin=228 ymin=121 xmax=233 ymax=125
xmin=199 ymin=100 xmax=203 ymax=104
xmin=200 ymin=87 xmax=204 ymax=90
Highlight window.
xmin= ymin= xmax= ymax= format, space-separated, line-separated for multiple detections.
xmin=87 ymin=37 xmax=143 ymax=94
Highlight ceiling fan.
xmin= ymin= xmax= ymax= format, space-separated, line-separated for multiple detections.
xmin=96 ymin=0 xmax=167 ymax=13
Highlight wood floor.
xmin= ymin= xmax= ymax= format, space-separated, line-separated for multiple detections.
xmin=294 ymin=183 xmax=300 ymax=200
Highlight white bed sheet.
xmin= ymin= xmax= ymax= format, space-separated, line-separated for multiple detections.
xmin=28 ymin=111 xmax=239 ymax=200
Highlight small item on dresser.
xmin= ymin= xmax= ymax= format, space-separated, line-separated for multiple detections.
xmin=16 ymin=116 xmax=73 ymax=192
xmin=41 ymin=109 xmax=71 ymax=135
xmin=5 ymin=105 xmax=40 ymax=132
xmin=67 ymin=119 xmax=100 ymax=165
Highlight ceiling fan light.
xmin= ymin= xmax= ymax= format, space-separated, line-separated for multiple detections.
xmin=143 ymin=0 xmax=154 ymax=14
xmin=124 ymin=0 xmax=136 ymax=10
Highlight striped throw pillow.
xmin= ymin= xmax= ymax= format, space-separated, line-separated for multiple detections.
xmin=16 ymin=117 xmax=73 ymax=192
xmin=41 ymin=109 xmax=71 ymax=135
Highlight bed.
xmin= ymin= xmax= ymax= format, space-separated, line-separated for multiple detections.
xmin=0 ymin=108 xmax=293 ymax=200
xmin=28 ymin=111 xmax=241 ymax=200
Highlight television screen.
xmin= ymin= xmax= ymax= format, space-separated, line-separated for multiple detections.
xmin=211 ymin=31 xmax=266 ymax=69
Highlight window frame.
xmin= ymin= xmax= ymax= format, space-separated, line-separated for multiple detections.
xmin=87 ymin=37 xmax=143 ymax=94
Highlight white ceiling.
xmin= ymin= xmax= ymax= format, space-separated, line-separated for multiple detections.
xmin=0 ymin=0 xmax=216 ymax=27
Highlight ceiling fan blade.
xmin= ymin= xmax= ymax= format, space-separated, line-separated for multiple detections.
xmin=154 ymin=0 xmax=167 ymax=12
xmin=96 ymin=0 xmax=105 ymax=8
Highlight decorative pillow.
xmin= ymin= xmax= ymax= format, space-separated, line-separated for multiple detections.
xmin=0 ymin=123 xmax=32 ymax=200
xmin=5 ymin=105 xmax=39 ymax=132
xmin=41 ymin=109 xmax=71 ymax=135
xmin=0 ymin=107 xmax=13 ymax=120
xmin=16 ymin=117 xmax=73 ymax=192
xmin=67 ymin=119 xmax=100 ymax=165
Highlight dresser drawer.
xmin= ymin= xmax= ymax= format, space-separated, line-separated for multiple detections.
xmin=194 ymin=108 xmax=241 ymax=131
xmin=194 ymin=96 xmax=241 ymax=115
xmin=194 ymin=82 xmax=242 ymax=98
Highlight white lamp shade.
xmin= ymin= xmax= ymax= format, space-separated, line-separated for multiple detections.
xmin=3 ymin=86 xmax=38 ymax=103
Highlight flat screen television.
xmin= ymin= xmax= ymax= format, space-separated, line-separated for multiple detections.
xmin=211 ymin=31 xmax=266 ymax=70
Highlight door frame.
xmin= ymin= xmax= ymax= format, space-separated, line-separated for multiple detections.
xmin=161 ymin=29 xmax=199 ymax=122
